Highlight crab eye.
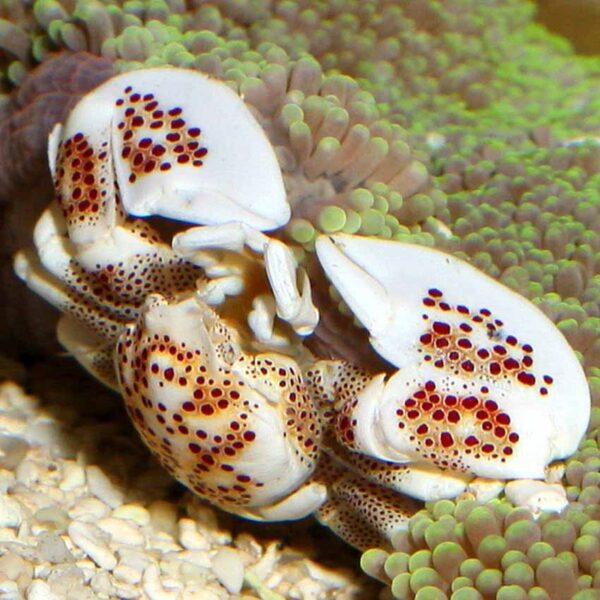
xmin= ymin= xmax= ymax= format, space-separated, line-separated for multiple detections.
xmin=220 ymin=342 xmax=239 ymax=365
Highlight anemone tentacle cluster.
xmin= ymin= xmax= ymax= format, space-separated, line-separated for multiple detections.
xmin=2 ymin=1 xmax=600 ymax=599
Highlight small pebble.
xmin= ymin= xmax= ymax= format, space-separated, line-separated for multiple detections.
xmin=68 ymin=521 xmax=117 ymax=570
xmin=36 ymin=532 xmax=73 ymax=564
xmin=59 ymin=464 xmax=86 ymax=491
xmin=0 ymin=551 xmax=28 ymax=582
xmin=27 ymin=580 xmax=60 ymax=600
xmin=179 ymin=519 xmax=211 ymax=550
xmin=68 ymin=497 xmax=110 ymax=521
xmin=97 ymin=517 xmax=144 ymax=546
xmin=112 ymin=504 xmax=150 ymax=527
xmin=86 ymin=466 xmax=124 ymax=508
xmin=212 ymin=548 xmax=245 ymax=594
xmin=143 ymin=564 xmax=180 ymax=600
xmin=0 ymin=496 xmax=22 ymax=528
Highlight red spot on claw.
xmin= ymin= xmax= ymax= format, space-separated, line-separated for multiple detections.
xmin=433 ymin=321 xmax=451 ymax=335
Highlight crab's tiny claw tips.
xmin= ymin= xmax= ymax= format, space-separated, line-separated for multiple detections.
xmin=247 ymin=295 xmax=289 ymax=348
xmin=265 ymin=240 xmax=319 ymax=336
xmin=196 ymin=276 xmax=244 ymax=306
xmin=315 ymin=234 xmax=392 ymax=334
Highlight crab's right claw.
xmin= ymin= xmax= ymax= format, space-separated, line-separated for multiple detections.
xmin=315 ymin=233 xmax=590 ymax=480
xmin=59 ymin=67 xmax=289 ymax=232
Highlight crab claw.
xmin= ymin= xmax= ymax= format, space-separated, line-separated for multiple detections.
xmin=54 ymin=67 xmax=289 ymax=237
xmin=116 ymin=293 xmax=322 ymax=517
xmin=316 ymin=234 xmax=590 ymax=479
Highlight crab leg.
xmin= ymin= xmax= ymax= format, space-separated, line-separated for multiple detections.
xmin=314 ymin=454 xmax=421 ymax=550
xmin=315 ymin=234 xmax=590 ymax=480
xmin=13 ymin=249 xmax=122 ymax=387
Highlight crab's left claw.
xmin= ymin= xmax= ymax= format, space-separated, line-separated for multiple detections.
xmin=116 ymin=293 xmax=323 ymax=517
xmin=316 ymin=234 xmax=590 ymax=479
xmin=60 ymin=67 xmax=289 ymax=232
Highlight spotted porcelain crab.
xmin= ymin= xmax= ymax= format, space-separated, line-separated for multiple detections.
xmin=14 ymin=68 xmax=591 ymax=549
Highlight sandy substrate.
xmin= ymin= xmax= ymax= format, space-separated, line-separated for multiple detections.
xmin=0 ymin=355 xmax=378 ymax=599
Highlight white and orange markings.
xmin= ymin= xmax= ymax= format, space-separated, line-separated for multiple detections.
xmin=118 ymin=331 xmax=263 ymax=507
xmin=115 ymin=86 xmax=208 ymax=183
xmin=393 ymin=377 xmax=519 ymax=470
xmin=54 ymin=132 xmax=112 ymax=230
xmin=116 ymin=296 xmax=322 ymax=514
xmin=417 ymin=287 xmax=554 ymax=397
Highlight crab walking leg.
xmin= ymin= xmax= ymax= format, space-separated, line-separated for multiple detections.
xmin=54 ymin=67 xmax=289 ymax=231
xmin=313 ymin=455 xmax=421 ymax=550
xmin=13 ymin=250 xmax=125 ymax=386
xmin=116 ymin=294 xmax=323 ymax=516
xmin=325 ymin=437 xmax=472 ymax=502
xmin=56 ymin=317 xmax=120 ymax=390
xmin=315 ymin=234 xmax=591 ymax=480
xmin=14 ymin=249 xmax=126 ymax=339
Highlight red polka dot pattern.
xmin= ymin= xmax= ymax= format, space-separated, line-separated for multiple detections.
xmin=393 ymin=378 xmax=519 ymax=471
xmin=116 ymin=301 xmax=321 ymax=511
xmin=418 ymin=287 xmax=554 ymax=397
xmin=115 ymin=86 xmax=208 ymax=184
xmin=54 ymin=132 xmax=111 ymax=232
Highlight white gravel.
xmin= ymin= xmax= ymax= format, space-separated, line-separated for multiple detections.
xmin=0 ymin=379 xmax=371 ymax=599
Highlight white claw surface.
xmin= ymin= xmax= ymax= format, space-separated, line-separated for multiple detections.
xmin=316 ymin=233 xmax=590 ymax=480
xmin=55 ymin=67 xmax=289 ymax=233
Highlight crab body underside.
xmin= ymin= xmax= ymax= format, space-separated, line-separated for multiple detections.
xmin=15 ymin=68 xmax=590 ymax=550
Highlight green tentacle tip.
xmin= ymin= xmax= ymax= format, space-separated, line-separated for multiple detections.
xmin=340 ymin=209 xmax=361 ymax=234
xmin=476 ymin=533 xmax=507 ymax=567
xmin=414 ymin=586 xmax=447 ymax=600
xmin=409 ymin=566 xmax=444 ymax=592
xmin=474 ymin=568 xmax=502 ymax=595
xmin=384 ymin=551 xmax=409 ymax=578
xmin=450 ymin=587 xmax=483 ymax=600
xmin=359 ymin=208 xmax=386 ymax=235
xmin=526 ymin=587 xmax=551 ymax=600
xmin=429 ymin=499 xmax=455 ymax=519
xmin=503 ymin=562 xmax=535 ymax=589
xmin=288 ymin=218 xmax=316 ymax=244
xmin=348 ymin=188 xmax=374 ymax=210
xmin=459 ymin=558 xmax=484 ymax=580
xmin=526 ymin=541 xmax=555 ymax=566
xmin=496 ymin=585 xmax=528 ymax=600
xmin=318 ymin=205 xmax=347 ymax=233
xmin=424 ymin=518 xmax=457 ymax=549
xmin=359 ymin=548 xmax=388 ymax=580
xmin=391 ymin=572 xmax=411 ymax=598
